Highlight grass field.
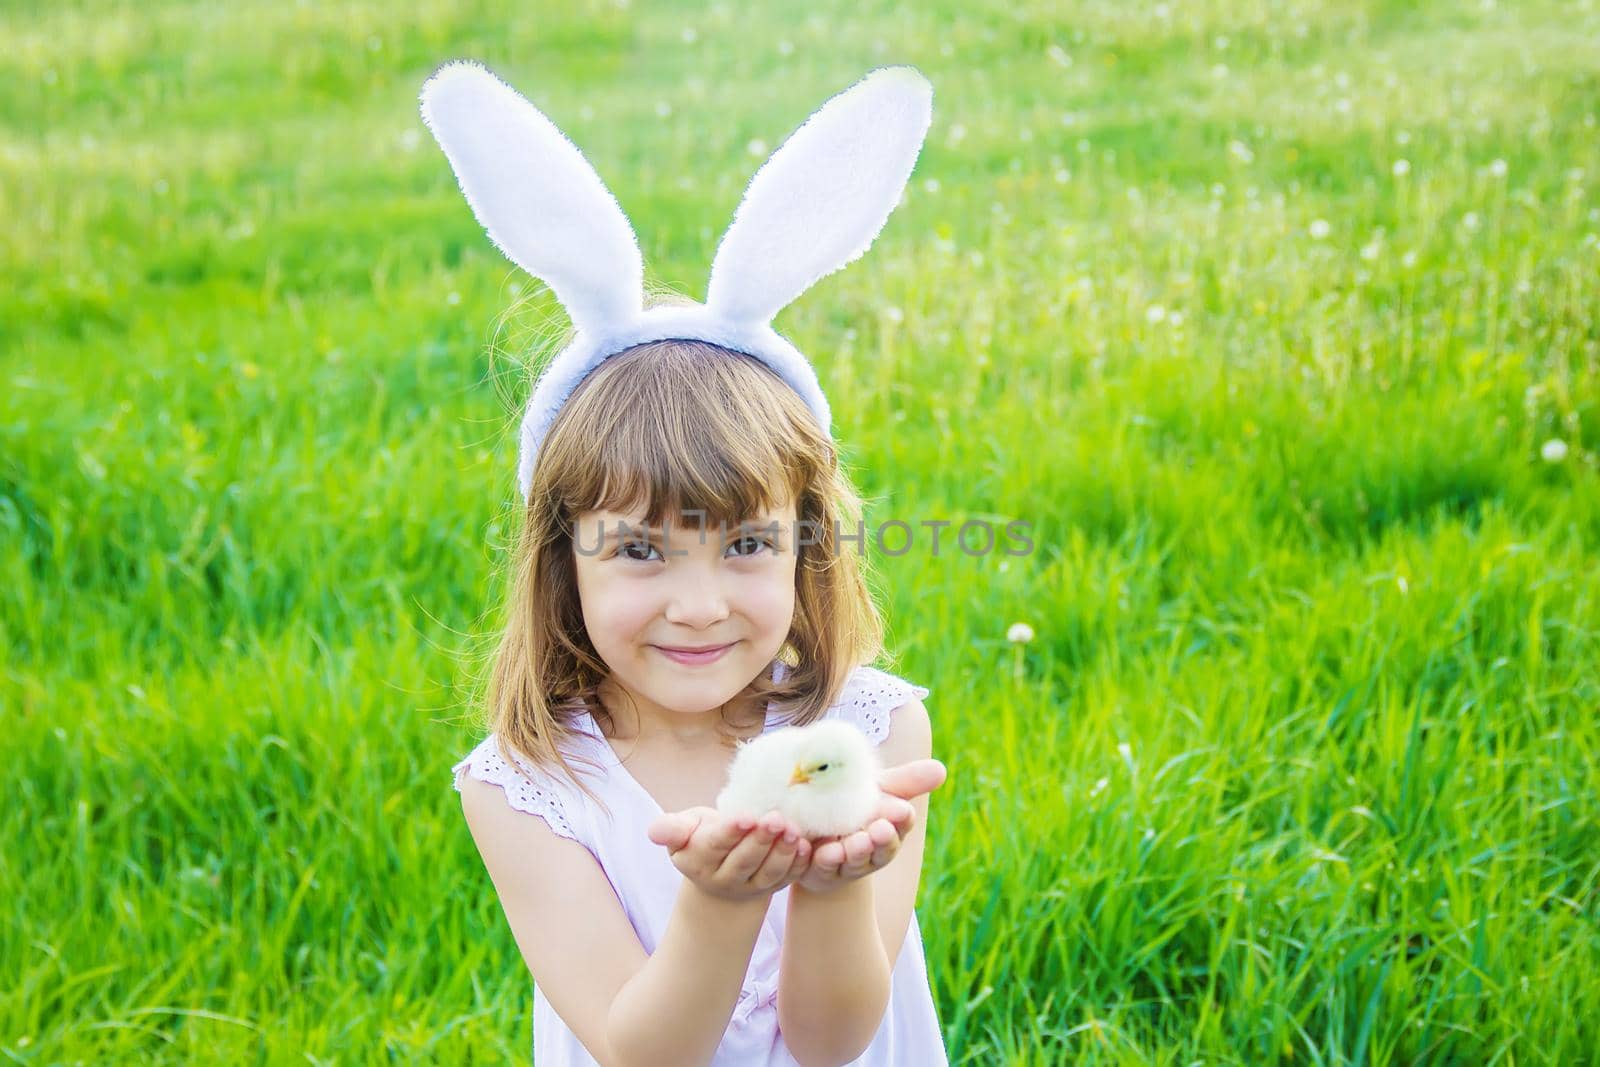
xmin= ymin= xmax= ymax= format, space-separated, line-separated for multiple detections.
xmin=4 ymin=0 xmax=1599 ymax=1062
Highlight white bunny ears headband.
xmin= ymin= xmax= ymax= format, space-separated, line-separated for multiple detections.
xmin=417 ymin=60 xmax=934 ymax=502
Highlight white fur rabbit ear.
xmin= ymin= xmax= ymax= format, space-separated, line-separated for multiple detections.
xmin=706 ymin=66 xmax=933 ymax=325
xmin=419 ymin=60 xmax=644 ymax=333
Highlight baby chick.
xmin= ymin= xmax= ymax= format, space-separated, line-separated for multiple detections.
xmin=715 ymin=719 xmax=883 ymax=836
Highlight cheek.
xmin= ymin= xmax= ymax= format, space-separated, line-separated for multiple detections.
xmin=574 ymin=565 xmax=655 ymax=648
xmin=740 ymin=563 xmax=797 ymax=631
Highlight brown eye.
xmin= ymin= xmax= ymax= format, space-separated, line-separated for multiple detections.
xmin=619 ymin=541 xmax=662 ymax=562
xmin=728 ymin=535 xmax=776 ymax=558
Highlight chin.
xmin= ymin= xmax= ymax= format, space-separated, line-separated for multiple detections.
xmin=644 ymin=650 xmax=764 ymax=708
xmin=655 ymin=669 xmax=741 ymax=705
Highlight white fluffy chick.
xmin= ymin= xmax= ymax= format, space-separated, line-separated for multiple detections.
xmin=715 ymin=720 xmax=883 ymax=837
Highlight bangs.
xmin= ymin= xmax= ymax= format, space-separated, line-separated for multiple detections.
xmin=540 ymin=339 xmax=827 ymax=532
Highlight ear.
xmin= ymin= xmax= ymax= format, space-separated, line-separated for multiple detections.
xmin=705 ymin=66 xmax=933 ymax=325
xmin=419 ymin=60 xmax=644 ymax=334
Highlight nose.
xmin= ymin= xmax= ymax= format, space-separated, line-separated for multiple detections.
xmin=663 ymin=567 xmax=731 ymax=630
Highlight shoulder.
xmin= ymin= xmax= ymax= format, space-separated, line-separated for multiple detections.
xmin=826 ymin=663 xmax=933 ymax=754
xmin=452 ymin=732 xmax=586 ymax=844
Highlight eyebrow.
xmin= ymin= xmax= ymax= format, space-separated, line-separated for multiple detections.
xmin=597 ymin=517 xmax=784 ymax=543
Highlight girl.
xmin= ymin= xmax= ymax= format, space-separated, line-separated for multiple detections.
xmin=423 ymin=62 xmax=947 ymax=1065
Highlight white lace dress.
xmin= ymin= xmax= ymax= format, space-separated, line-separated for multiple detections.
xmin=453 ymin=660 xmax=948 ymax=1066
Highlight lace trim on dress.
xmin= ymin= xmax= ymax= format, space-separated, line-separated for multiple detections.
xmin=452 ymin=735 xmax=580 ymax=843
xmin=831 ymin=665 xmax=931 ymax=745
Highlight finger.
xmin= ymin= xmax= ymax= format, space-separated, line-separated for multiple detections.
xmin=747 ymin=823 xmax=799 ymax=887
xmin=813 ymin=839 xmax=846 ymax=872
xmin=700 ymin=810 xmax=758 ymax=856
xmin=843 ymin=829 xmax=875 ymax=865
xmin=786 ymin=836 xmax=813 ymax=880
xmin=849 ymin=830 xmax=901 ymax=876
xmin=876 ymin=797 xmax=916 ymax=833
xmin=647 ymin=812 xmax=700 ymax=851
xmin=865 ymin=837 xmax=900 ymax=872
xmin=715 ymin=819 xmax=780 ymax=882
xmin=866 ymin=818 xmax=898 ymax=849
xmin=877 ymin=759 xmax=946 ymax=801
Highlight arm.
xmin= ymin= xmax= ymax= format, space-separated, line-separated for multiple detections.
xmin=778 ymin=696 xmax=937 ymax=1067
xmin=608 ymin=880 xmax=770 ymax=1067
xmin=460 ymin=778 xmax=770 ymax=1067
xmin=780 ymin=879 xmax=893 ymax=1067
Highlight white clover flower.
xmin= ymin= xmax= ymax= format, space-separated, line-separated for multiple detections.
xmin=1228 ymin=139 xmax=1255 ymax=164
xmin=680 ymin=27 xmax=698 ymax=43
xmin=1309 ymin=219 xmax=1332 ymax=239
xmin=1006 ymin=621 xmax=1035 ymax=644
xmin=1145 ymin=303 xmax=1167 ymax=323
xmin=654 ymin=100 xmax=672 ymax=118
xmin=883 ymin=305 xmax=904 ymax=324
xmin=1392 ymin=158 xmax=1410 ymax=177
xmin=1541 ymin=438 xmax=1569 ymax=463
xmin=446 ymin=291 xmax=461 ymax=306
xmin=746 ymin=138 xmax=768 ymax=157
xmin=1489 ymin=158 xmax=1508 ymax=178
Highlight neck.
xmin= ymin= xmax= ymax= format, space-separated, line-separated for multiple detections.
xmin=595 ymin=675 xmax=769 ymax=748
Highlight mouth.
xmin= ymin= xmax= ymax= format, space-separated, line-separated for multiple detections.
xmin=653 ymin=641 xmax=736 ymax=666
xmin=789 ymin=765 xmax=812 ymax=786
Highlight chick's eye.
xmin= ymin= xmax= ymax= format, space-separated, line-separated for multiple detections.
xmin=816 ymin=763 xmax=829 ymax=771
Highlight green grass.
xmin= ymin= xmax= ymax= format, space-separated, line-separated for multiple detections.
xmin=4 ymin=0 xmax=1598 ymax=1062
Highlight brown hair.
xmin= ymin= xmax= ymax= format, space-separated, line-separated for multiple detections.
xmin=480 ymin=292 xmax=886 ymax=811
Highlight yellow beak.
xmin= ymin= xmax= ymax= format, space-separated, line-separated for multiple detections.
xmin=789 ymin=765 xmax=812 ymax=786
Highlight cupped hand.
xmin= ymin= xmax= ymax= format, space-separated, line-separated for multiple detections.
xmin=647 ymin=806 xmax=814 ymax=902
xmin=795 ymin=758 xmax=947 ymax=895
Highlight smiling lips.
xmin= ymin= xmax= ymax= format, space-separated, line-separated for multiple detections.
xmin=654 ymin=642 xmax=735 ymax=666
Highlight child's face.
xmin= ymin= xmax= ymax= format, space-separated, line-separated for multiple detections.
xmin=571 ymin=497 xmax=800 ymax=719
